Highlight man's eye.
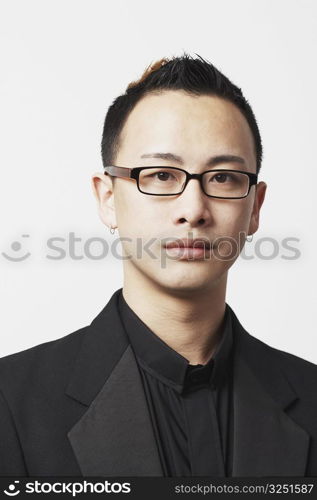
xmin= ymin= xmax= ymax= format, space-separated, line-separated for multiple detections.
xmin=211 ymin=173 xmax=232 ymax=183
xmin=149 ymin=171 xmax=173 ymax=181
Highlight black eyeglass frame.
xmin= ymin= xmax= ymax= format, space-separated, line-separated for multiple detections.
xmin=103 ymin=165 xmax=258 ymax=199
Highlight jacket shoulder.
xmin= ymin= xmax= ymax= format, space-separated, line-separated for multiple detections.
xmin=239 ymin=326 xmax=317 ymax=396
xmin=270 ymin=342 xmax=317 ymax=392
xmin=0 ymin=326 xmax=88 ymax=394
xmin=249 ymin=330 xmax=317 ymax=369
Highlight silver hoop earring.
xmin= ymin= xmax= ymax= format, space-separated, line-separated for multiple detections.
xmin=109 ymin=226 xmax=116 ymax=235
xmin=246 ymin=234 xmax=253 ymax=242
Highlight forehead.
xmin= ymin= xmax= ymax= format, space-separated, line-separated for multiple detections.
xmin=118 ymin=90 xmax=256 ymax=169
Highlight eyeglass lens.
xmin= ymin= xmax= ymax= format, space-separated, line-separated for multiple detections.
xmin=138 ymin=167 xmax=250 ymax=198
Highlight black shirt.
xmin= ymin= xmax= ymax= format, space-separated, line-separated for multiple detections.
xmin=118 ymin=291 xmax=234 ymax=477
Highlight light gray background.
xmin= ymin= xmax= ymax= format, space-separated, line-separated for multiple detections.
xmin=1 ymin=0 xmax=316 ymax=361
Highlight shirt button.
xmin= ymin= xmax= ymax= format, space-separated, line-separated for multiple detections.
xmin=188 ymin=367 xmax=211 ymax=385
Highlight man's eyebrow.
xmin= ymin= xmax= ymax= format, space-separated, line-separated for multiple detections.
xmin=140 ymin=152 xmax=184 ymax=163
xmin=140 ymin=152 xmax=246 ymax=167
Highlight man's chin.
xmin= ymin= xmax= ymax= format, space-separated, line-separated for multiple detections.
xmin=125 ymin=259 xmax=227 ymax=294
xmin=151 ymin=272 xmax=223 ymax=296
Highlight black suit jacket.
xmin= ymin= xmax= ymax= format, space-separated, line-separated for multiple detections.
xmin=1 ymin=288 xmax=317 ymax=477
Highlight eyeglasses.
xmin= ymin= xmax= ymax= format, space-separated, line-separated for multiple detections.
xmin=103 ymin=165 xmax=258 ymax=199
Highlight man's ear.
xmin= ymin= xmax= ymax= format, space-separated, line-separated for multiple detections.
xmin=248 ymin=181 xmax=267 ymax=235
xmin=91 ymin=172 xmax=117 ymax=229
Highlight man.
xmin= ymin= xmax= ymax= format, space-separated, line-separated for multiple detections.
xmin=1 ymin=54 xmax=317 ymax=477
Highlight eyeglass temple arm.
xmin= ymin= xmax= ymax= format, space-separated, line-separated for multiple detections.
xmin=104 ymin=165 xmax=133 ymax=178
xmin=249 ymin=173 xmax=258 ymax=186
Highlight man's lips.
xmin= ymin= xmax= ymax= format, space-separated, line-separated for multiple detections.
xmin=163 ymin=238 xmax=212 ymax=250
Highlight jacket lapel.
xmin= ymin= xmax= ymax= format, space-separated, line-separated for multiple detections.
xmin=231 ymin=308 xmax=310 ymax=476
xmin=65 ymin=289 xmax=310 ymax=477
xmin=65 ymin=289 xmax=163 ymax=476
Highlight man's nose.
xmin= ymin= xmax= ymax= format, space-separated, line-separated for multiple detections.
xmin=171 ymin=178 xmax=213 ymax=228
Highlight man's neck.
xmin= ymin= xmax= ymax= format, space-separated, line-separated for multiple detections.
xmin=122 ymin=271 xmax=228 ymax=365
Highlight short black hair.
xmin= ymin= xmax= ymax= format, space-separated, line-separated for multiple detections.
xmin=101 ymin=53 xmax=263 ymax=173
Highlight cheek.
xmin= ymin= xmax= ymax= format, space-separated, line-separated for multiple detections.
xmin=210 ymin=202 xmax=253 ymax=261
xmin=114 ymin=187 xmax=156 ymax=237
xmin=213 ymin=200 xmax=253 ymax=236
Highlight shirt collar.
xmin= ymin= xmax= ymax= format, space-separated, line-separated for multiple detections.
xmin=117 ymin=290 xmax=233 ymax=394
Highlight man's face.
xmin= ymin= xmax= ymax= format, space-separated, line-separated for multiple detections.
xmin=93 ymin=90 xmax=266 ymax=294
